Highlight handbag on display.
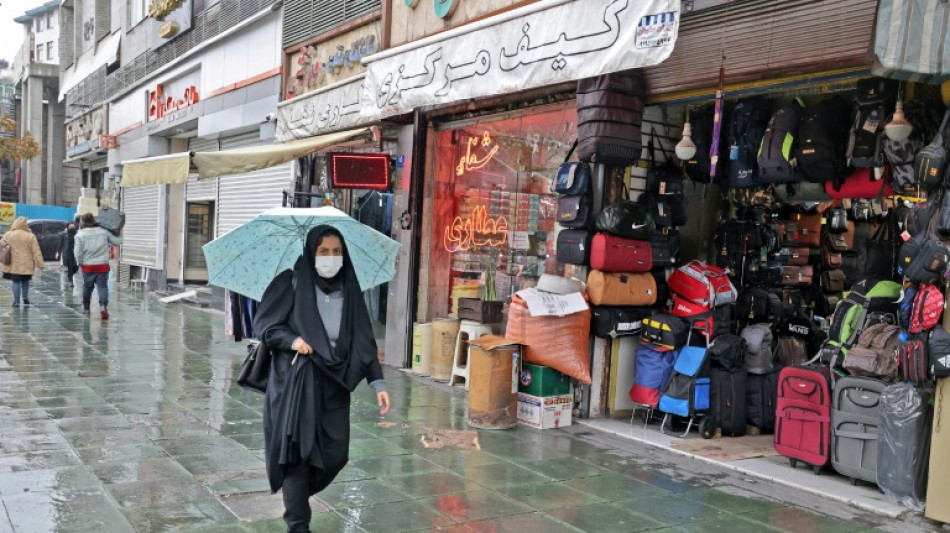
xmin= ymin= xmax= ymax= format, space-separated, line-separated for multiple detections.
xmin=237 ymin=340 xmax=272 ymax=394
xmin=781 ymin=265 xmax=814 ymax=286
xmin=788 ymin=212 xmax=822 ymax=247
xmin=822 ymin=247 xmax=843 ymax=268
xmin=821 ymin=269 xmax=846 ymax=293
xmin=785 ymin=247 xmax=810 ymax=266
xmin=828 ymin=207 xmax=849 ymax=233
xmin=595 ymin=201 xmax=656 ymax=240
xmin=825 ymin=168 xmax=894 ymax=199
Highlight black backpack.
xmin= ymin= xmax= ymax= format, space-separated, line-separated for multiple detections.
xmin=847 ymin=78 xmax=897 ymax=168
xmin=757 ymin=100 xmax=805 ymax=184
xmin=709 ymin=334 xmax=746 ymax=372
xmin=727 ymin=97 xmax=771 ymax=188
xmin=684 ymin=105 xmax=728 ymax=185
xmin=797 ymin=96 xmax=851 ymax=185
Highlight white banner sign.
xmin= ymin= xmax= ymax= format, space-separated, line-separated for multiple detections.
xmin=363 ymin=0 xmax=679 ymax=119
xmin=276 ymin=75 xmax=366 ymax=142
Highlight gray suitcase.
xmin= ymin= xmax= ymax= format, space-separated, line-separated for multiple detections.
xmin=831 ymin=376 xmax=886 ymax=485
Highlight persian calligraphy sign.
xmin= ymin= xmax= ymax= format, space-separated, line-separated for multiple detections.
xmin=362 ymin=0 xmax=678 ymax=119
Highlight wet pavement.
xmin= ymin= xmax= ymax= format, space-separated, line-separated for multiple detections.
xmin=0 ymin=271 xmax=936 ymax=532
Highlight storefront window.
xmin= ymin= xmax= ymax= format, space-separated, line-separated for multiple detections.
xmin=423 ymin=103 xmax=577 ymax=321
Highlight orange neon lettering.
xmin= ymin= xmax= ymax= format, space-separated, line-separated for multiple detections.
xmin=456 ymin=132 xmax=499 ymax=176
xmin=443 ymin=206 xmax=509 ymax=253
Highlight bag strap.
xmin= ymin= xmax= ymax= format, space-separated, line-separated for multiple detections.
xmin=564 ymin=139 xmax=579 ymax=163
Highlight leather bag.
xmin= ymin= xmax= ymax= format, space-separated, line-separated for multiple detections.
xmin=828 ymin=207 xmax=849 ymax=233
xmin=586 ymin=270 xmax=658 ymax=306
xmin=791 ymin=212 xmax=822 ymax=247
xmin=781 ymin=265 xmax=814 ymax=286
xmin=786 ymin=247 xmax=810 ymax=266
xmin=237 ymin=340 xmax=272 ymax=394
xmin=822 ymin=269 xmax=846 ymax=293
xmin=822 ymin=247 xmax=843 ymax=268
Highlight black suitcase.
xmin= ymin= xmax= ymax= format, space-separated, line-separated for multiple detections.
xmin=746 ymin=368 xmax=781 ymax=432
xmin=711 ymin=368 xmax=747 ymax=437
xmin=556 ymin=230 xmax=591 ymax=265
xmin=877 ymin=384 xmax=932 ymax=511
xmin=576 ymin=70 xmax=645 ymax=166
xmin=591 ymin=306 xmax=652 ymax=339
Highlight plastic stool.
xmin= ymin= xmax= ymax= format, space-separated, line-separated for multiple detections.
xmin=450 ymin=320 xmax=493 ymax=389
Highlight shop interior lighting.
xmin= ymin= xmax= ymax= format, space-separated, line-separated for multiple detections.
xmin=675 ymin=119 xmax=698 ymax=161
xmin=885 ymin=100 xmax=913 ymax=141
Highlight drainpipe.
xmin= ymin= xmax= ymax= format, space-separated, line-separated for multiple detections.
xmin=404 ymin=108 xmax=427 ymax=367
xmin=381 ymin=2 xmax=392 ymax=49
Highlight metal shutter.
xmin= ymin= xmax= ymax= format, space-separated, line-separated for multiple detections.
xmin=186 ymin=175 xmax=217 ymax=202
xmin=188 ymin=137 xmax=220 ymax=153
xmin=120 ymin=185 xmax=166 ymax=268
xmin=95 ymin=0 xmax=110 ymax=43
xmin=282 ymin=0 xmax=381 ymax=48
xmin=215 ymin=164 xmax=292 ymax=237
xmin=219 ymin=131 xmax=263 ymax=150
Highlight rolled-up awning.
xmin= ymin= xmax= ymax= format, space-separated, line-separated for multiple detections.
xmin=119 ymin=127 xmax=372 ymax=187
xmin=119 ymin=152 xmax=191 ymax=187
xmin=192 ymin=127 xmax=372 ymax=179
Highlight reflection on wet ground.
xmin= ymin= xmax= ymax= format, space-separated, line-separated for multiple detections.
xmin=0 ymin=272 xmax=899 ymax=532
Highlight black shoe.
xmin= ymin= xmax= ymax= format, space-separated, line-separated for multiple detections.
xmin=11 ymin=301 xmax=18 ymax=307
xmin=22 ymin=299 xmax=30 ymax=306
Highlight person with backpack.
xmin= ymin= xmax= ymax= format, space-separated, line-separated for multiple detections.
xmin=74 ymin=212 xmax=122 ymax=320
xmin=56 ymin=223 xmax=79 ymax=287
xmin=1 ymin=217 xmax=45 ymax=307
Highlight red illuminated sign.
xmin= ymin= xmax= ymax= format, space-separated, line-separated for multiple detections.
xmin=330 ymin=153 xmax=390 ymax=190
xmin=148 ymin=84 xmax=199 ymax=121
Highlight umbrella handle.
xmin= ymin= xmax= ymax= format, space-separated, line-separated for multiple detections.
xmin=291 ymin=351 xmax=300 ymax=365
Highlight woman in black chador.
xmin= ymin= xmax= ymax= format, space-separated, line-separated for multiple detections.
xmin=254 ymin=226 xmax=390 ymax=533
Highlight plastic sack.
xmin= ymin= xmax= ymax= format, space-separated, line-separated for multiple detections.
xmin=877 ymin=384 xmax=932 ymax=512
xmin=505 ymin=298 xmax=591 ymax=384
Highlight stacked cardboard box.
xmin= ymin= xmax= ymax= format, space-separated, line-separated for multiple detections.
xmin=516 ymin=363 xmax=573 ymax=429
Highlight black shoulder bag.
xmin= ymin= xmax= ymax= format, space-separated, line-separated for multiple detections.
xmin=237 ymin=340 xmax=271 ymax=394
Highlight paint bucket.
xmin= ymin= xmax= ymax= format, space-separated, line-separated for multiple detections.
xmin=411 ymin=323 xmax=433 ymax=376
xmin=430 ymin=318 xmax=460 ymax=381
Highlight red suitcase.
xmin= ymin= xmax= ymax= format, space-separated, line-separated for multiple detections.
xmin=590 ymin=233 xmax=652 ymax=272
xmin=774 ymin=366 xmax=833 ymax=474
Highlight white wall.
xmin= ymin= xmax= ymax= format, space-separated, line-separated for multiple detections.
xmin=34 ymin=9 xmax=60 ymax=65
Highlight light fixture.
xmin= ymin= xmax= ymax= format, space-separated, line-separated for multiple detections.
xmin=885 ymin=100 xmax=913 ymax=141
xmin=675 ymin=121 xmax=697 ymax=161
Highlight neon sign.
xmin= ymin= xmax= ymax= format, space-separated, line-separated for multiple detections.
xmin=148 ymin=84 xmax=199 ymax=121
xmin=456 ymin=131 xmax=500 ymax=176
xmin=443 ymin=205 xmax=509 ymax=252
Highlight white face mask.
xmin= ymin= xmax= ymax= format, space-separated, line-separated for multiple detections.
xmin=314 ymin=256 xmax=343 ymax=278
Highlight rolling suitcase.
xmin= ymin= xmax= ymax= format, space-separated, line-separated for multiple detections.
xmin=589 ymin=234 xmax=652 ymax=272
xmin=831 ymin=376 xmax=886 ymax=485
xmin=878 ymin=384 xmax=932 ymax=512
xmin=711 ymin=368 xmax=746 ymax=437
xmin=746 ymin=368 xmax=780 ymax=432
xmin=774 ymin=365 xmax=833 ymax=474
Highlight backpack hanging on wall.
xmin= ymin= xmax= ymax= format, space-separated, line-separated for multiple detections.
xmin=757 ymin=100 xmax=805 ymax=184
xmin=727 ymin=97 xmax=771 ymax=188
xmin=796 ymin=96 xmax=851 ymax=185
xmin=576 ymin=69 xmax=646 ymax=167
xmin=846 ymin=78 xmax=897 ymax=168
xmin=684 ymin=105 xmax=728 ymax=184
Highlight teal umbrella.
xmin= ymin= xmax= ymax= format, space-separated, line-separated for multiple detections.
xmin=202 ymin=206 xmax=400 ymax=301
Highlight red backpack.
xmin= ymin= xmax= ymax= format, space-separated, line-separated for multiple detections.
xmin=908 ymin=284 xmax=944 ymax=334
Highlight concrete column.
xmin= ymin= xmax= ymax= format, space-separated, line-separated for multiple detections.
xmin=21 ymin=77 xmax=44 ymax=205
xmin=46 ymin=100 xmax=65 ymax=206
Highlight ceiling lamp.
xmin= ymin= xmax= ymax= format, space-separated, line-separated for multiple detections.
xmin=675 ymin=121 xmax=697 ymax=161
xmin=885 ymin=100 xmax=913 ymax=142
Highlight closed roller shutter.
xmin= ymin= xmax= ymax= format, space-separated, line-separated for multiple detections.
xmin=220 ymin=131 xmax=263 ymax=150
xmin=188 ymin=137 xmax=219 ymax=153
xmin=186 ymin=175 xmax=217 ymax=202
xmin=644 ymin=0 xmax=877 ymax=98
xmin=282 ymin=0 xmax=380 ymax=49
xmin=215 ymin=164 xmax=292 ymax=237
xmin=120 ymin=185 xmax=165 ymax=268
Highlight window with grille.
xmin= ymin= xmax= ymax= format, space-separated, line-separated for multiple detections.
xmin=282 ymin=0 xmax=381 ymax=49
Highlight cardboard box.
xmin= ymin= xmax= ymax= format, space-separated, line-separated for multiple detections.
xmin=517 ymin=393 xmax=573 ymax=429
xmin=457 ymin=298 xmax=504 ymax=324
xmin=518 ymin=363 xmax=571 ymax=397
xmin=926 ymin=378 xmax=950 ymax=523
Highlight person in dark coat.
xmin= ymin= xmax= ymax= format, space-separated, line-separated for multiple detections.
xmin=56 ymin=223 xmax=79 ymax=286
xmin=253 ymin=225 xmax=390 ymax=533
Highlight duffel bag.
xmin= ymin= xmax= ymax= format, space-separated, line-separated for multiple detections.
xmin=591 ymin=306 xmax=652 ymax=339
xmin=586 ymin=270 xmax=657 ymax=306
xmin=825 ymin=168 xmax=894 ymax=199
xmin=595 ymin=201 xmax=655 ymax=240
xmin=630 ymin=346 xmax=679 ymax=408
xmin=589 ymin=233 xmax=652 ymax=272
xmin=555 ymin=230 xmax=592 ymax=265
xmin=557 ymin=193 xmax=592 ymax=229
xmin=669 ymin=293 xmax=711 ymax=318
xmin=668 ymin=260 xmax=738 ymax=307
xmin=708 ymin=333 xmax=746 ymax=372
xmin=640 ymin=313 xmax=688 ymax=352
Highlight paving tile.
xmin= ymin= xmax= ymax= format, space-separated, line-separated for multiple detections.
xmin=625 ymin=495 xmax=729 ymax=527
xmin=497 ymin=482 xmax=607 ymax=511
xmin=121 ymin=498 xmax=241 ymax=532
xmin=743 ymin=508 xmax=873 ymax=533
xmin=675 ymin=514 xmax=783 ymax=533
xmin=2 ymin=488 xmax=135 ymax=533
xmin=547 ymin=503 xmax=666 ymax=532
xmin=92 ymin=457 xmax=193 ymax=485
xmin=464 ymin=511 xmax=584 ymax=533
xmin=418 ymin=489 xmax=534 ymax=523
xmin=517 ymin=457 xmax=614 ymax=481
xmin=453 ymin=462 xmax=551 ymax=487
xmin=351 ymin=454 xmax=446 ymax=478
xmin=106 ymin=478 xmax=215 ymax=508
xmin=338 ymin=499 xmax=458 ymax=532
xmin=383 ymin=471 xmax=485 ymax=497
xmin=218 ymin=491 xmax=288 ymax=522
xmin=316 ymin=478 xmax=415 ymax=508
xmin=562 ymin=474 xmax=668 ymax=502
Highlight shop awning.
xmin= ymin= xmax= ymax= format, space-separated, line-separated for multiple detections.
xmin=191 ymin=127 xmax=372 ymax=179
xmin=119 ymin=127 xmax=372 ymax=187
xmin=119 ymin=152 xmax=191 ymax=188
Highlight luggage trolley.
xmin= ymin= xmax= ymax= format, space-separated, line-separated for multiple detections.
xmin=658 ymin=326 xmax=715 ymax=439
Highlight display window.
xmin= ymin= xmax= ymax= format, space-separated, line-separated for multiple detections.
xmin=422 ymin=103 xmax=578 ymax=320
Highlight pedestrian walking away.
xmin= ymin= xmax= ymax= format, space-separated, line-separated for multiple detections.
xmin=254 ymin=226 xmax=391 ymax=533
xmin=57 ymin=222 xmax=79 ymax=286
xmin=1 ymin=217 xmax=45 ymax=307
xmin=74 ymin=212 xmax=121 ymax=320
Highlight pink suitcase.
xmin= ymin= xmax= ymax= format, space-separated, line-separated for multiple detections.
xmin=589 ymin=233 xmax=652 ymax=272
